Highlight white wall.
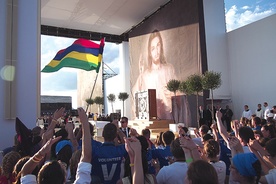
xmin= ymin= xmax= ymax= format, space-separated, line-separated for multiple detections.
xmin=119 ymin=42 xmax=131 ymax=117
xmin=202 ymin=1 xmax=276 ymax=119
xmin=227 ymin=14 xmax=276 ymax=119
xmin=203 ymin=0 xmax=231 ymax=100
xmin=104 ymin=75 xmax=123 ymax=115
xmin=0 ymin=0 xmax=40 ymax=151
xmin=104 ymin=41 xmax=131 ymax=118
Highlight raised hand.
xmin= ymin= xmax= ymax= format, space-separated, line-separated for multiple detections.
xmin=210 ymin=123 xmax=217 ymax=130
xmin=128 ymin=137 xmax=141 ymax=153
xmin=129 ymin=128 xmax=138 ymax=137
xmin=77 ymin=107 xmax=88 ymax=125
xmin=216 ymin=111 xmax=222 ymax=120
xmin=40 ymin=136 xmax=62 ymax=156
xmin=248 ymin=139 xmax=263 ymax=151
xmin=124 ymin=137 xmax=142 ymax=159
xmin=125 ymin=138 xmax=135 ymax=160
xmin=228 ymin=136 xmax=243 ymax=155
xmin=53 ymin=107 xmax=65 ymax=120
xmin=179 ymin=136 xmax=197 ymax=150
xmin=65 ymin=121 xmax=74 ymax=132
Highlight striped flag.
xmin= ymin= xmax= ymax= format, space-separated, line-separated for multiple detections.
xmin=42 ymin=38 xmax=104 ymax=73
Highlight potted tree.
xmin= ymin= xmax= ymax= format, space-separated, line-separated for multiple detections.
xmin=202 ymin=71 xmax=222 ymax=122
xmin=85 ymin=98 xmax=94 ymax=113
xmin=166 ymin=79 xmax=181 ymax=123
xmin=185 ymin=74 xmax=203 ymax=128
xmin=107 ymin=94 xmax=116 ymax=113
xmin=118 ymin=92 xmax=129 ymax=116
xmin=94 ymin=96 xmax=104 ymax=114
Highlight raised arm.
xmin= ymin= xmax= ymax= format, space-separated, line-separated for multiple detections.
xmin=248 ymin=139 xmax=271 ymax=174
xmin=48 ymin=107 xmax=65 ymax=131
xmin=231 ymin=120 xmax=240 ymax=139
xmin=216 ymin=111 xmax=229 ymax=145
xmin=74 ymin=107 xmax=92 ymax=184
xmin=228 ymin=136 xmax=244 ymax=157
xmin=42 ymin=107 xmax=65 ymax=146
xmin=78 ymin=107 xmax=91 ymax=163
xmin=65 ymin=122 xmax=79 ymax=151
xmin=21 ymin=136 xmax=61 ymax=177
xmin=125 ymin=137 xmax=144 ymax=184
xmin=210 ymin=124 xmax=219 ymax=142
xmin=180 ymin=136 xmax=201 ymax=164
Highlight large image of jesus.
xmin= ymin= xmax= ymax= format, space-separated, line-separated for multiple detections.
xmin=129 ymin=0 xmax=205 ymax=126
xmin=129 ymin=24 xmax=203 ymax=125
xmin=132 ymin=30 xmax=177 ymax=120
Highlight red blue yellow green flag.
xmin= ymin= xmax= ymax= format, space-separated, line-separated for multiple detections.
xmin=42 ymin=38 xmax=104 ymax=73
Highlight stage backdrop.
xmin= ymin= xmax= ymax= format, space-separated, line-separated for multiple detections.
xmin=129 ymin=0 xmax=207 ymax=127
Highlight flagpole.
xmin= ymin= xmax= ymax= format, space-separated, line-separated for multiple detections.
xmin=85 ymin=38 xmax=105 ymax=114
xmin=85 ymin=72 xmax=99 ymax=113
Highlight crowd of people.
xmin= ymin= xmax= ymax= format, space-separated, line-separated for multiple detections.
xmin=0 ymin=103 xmax=276 ymax=184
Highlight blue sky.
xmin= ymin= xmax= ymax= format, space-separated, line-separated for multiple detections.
xmin=225 ymin=0 xmax=276 ymax=31
xmin=41 ymin=1 xmax=276 ymax=108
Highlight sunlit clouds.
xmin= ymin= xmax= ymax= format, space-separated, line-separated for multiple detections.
xmin=225 ymin=3 xmax=275 ymax=32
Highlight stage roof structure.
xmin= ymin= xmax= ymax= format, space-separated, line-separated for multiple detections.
xmin=41 ymin=0 xmax=171 ymax=43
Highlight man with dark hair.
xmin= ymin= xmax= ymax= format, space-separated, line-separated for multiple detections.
xmin=199 ymin=125 xmax=210 ymax=136
xmin=238 ymin=126 xmax=255 ymax=153
xmin=193 ymin=124 xmax=211 ymax=148
xmin=156 ymin=138 xmax=188 ymax=184
xmin=152 ymin=130 xmax=175 ymax=169
xmin=194 ymin=124 xmax=210 ymax=138
xmin=142 ymin=128 xmax=154 ymax=149
xmin=119 ymin=116 xmax=131 ymax=137
xmin=251 ymin=116 xmax=262 ymax=131
xmin=92 ymin=123 xmax=127 ymax=184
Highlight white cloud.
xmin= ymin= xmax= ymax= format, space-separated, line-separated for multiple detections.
xmin=242 ymin=6 xmax=250 ymax=10
xmin=102 ymin=42 xmax=120 ymax=74
xmin=104 ymin=56 xmax=120 ymax=75
xmin=41 ymin=35 xmax=79 ymax=108
xmin=225 ymin=5 xmax=275 ymax=32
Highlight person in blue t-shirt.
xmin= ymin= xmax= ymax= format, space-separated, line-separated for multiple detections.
xmin=219 ymin=140 xmax=231 ymax=176
xmin=92 ymin=123 xmax=128 ymax=184
xmin=77 ymin=122 xmax=102 ymax=155
xmin=151 ymin=130 xmax=175 ymax=171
